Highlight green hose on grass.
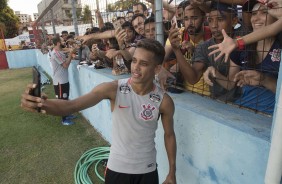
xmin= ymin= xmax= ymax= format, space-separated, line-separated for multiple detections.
xmin=74 ymin=147 xmax=110 ymax=184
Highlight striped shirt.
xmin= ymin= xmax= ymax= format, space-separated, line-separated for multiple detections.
xmin=50 ymin=49 xmax=69 ymax=85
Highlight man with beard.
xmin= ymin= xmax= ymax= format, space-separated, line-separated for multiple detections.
xmin=169 ymin=2 xmax=242 ymax=100
xmin=133 ymin=2 xmax=149 ymax=17
xmin=50 ymin=36 xmax=77 ymax=125
xmin=165 ymin=4 xmax=211 ymax=95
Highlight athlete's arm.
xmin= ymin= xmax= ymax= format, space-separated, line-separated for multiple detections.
xmin=62 ymin=52 xmax=74 ymax=68
xmin=21 ymin=81 xmax=118 ymax=116
xmin=77 ymin=30 xmax=115 ymax=44
xmin=210 ymin=0 xmax=245 ymax=5
xmin=160 ymin=93 xmax=177 ymax=184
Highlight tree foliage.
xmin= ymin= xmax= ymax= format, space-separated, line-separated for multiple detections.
xmin=0 ymin=0 xmax=7 ymax=11
xmin=0 ymin=22 xmax=6 ymax=33
xmin=107 ymin=0 xmax=140 ymax=12
xmin=81 ymin=5 xmax=92 ymax=24
xmin=66 ymin=9 xmax=82 ymax=21
xmin=0 ymin=1 xmax=19 ymax=38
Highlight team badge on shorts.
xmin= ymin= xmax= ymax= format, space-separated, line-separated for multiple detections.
xmin=120 ymin=83 xmax=131 ymax=94
xmin=149 ymin=93 xmax=161 ymax=103
xmin=140 ymin=104 xmax=156 ymax=121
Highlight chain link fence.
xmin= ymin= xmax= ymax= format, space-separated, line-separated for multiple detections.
xmin=35 ymin=0 xmax=281 ymax=116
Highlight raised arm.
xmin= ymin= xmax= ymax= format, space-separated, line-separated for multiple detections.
xmin=95 ymin=10 xmax=104 ymax=29
xmin=234 ymin=70 xmax=277 ymax=93
xmin=160 ymin=93 xmax=177 ymax=184
xmin=203 ymin=60 xmax=240 ymax=90
xmin=145 ymin=0 xmax=176 ymax=20
xmin=77 ymin=30 xmax=116 ymax=44
xmin=63 ymin=49 xmax=76 ymax=68
xmin=21 ymin=81 xmax=118 ymax=116
xmin=208 ymin=29 xmax=237 ymax=62
xmin=210 ymin=0 xmax=245 ymax=5
xmin=209 ymin=2 xmax=282 ymax=62
xmin=169 ymin=23 xmax=205 ymax=84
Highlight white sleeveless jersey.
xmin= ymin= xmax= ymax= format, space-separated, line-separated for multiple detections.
xmin=107 ymin=78 xmax=165 ymax=174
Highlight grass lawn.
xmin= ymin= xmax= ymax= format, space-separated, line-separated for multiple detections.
xmin=0 ymin=68 xmax=108 ymax=184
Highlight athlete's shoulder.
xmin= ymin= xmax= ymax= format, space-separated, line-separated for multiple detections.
xmin=159 ymin=93 xmax=174 ymax=114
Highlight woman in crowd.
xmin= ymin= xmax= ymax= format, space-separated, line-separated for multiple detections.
xmin=204 ymin=1 xmax=281 ymax=114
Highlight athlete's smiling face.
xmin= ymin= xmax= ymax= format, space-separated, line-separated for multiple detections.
xmin=131 ymin=48 xmax=160 ymax=84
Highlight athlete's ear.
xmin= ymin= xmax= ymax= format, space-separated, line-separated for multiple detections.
xmin=154 ymin=64 xmax=162 ymax=75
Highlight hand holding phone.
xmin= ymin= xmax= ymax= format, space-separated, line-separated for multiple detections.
xmin=171 ymin=16 xmax=178 ymax=28
xmin=30 ymin=67 xmax=41 ymax=112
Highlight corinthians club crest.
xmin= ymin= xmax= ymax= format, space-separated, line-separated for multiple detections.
xmin=140 ymin=104 xmax=156 ymax=121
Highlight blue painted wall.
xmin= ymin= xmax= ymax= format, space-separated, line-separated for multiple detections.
xmin=67 ymin=64 xmax=272 ymax=184
xmin=6 ymin=50 xmax=37 ymax=68
xmin=7 ymin=49 xmax=275 ymax=184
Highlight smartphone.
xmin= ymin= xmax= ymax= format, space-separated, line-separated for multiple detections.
xmin=31 ymin=67 xmax=41 ymax=97
xmin=31 ymin=67 xmax=41 ymax=112
xmin=171 ymin=16 xmax=178 ymax=28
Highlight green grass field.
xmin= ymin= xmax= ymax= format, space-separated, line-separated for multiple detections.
xmin=0 ymin=68 xmax=108 ymax=184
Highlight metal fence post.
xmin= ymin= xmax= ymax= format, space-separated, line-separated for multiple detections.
xmin=155 ymin=0 xmax=164 ymax=45
xmin=50 ymin=8 xmax=56 ymax=35
xmin=71 ymin=0 xmax=79 ymax=36
xmin=41 ymin=17 xmax=47 ymax=43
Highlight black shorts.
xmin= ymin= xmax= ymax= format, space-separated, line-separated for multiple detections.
xmin=53 ymin=82 xmax=69 ymax=100
xmin=105 ymin=168 xmax=159 ymax=184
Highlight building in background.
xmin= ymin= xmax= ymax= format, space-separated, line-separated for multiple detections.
xmin=15 ymin=11 xmax=32 ymax=24
xmin=33 ymin=13 xmax=39 ymax=21
xmin=37 ymin=0 xmax=82 ymax=26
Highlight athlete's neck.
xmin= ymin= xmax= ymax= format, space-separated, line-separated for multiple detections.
xmin=130 ymin=79 xmax=154 ymax=96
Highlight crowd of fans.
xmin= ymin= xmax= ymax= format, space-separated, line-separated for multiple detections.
xmin=40 ymin=0 xmax=282 ymax=115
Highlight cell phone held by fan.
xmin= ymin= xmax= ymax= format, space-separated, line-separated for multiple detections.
xmin=31 ymin=67 xmax=41 ymax=112
xmin=171 ymin=16 xmax=178 ymax=28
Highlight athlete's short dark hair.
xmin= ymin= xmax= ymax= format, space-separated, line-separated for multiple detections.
xmin=136 ymin=39 xmax=165 ymax=65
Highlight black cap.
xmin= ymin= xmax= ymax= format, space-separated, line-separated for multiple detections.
xmin=210 ymin=2 xmax=238 ymax=15
xmin=242 ymin=0 xmax=264 ymax=12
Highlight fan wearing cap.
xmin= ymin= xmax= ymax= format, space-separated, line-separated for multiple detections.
xmin=201 ymin=2 xmax=249 ymax=100
xmin=170 ymin=2 xmax=243 ymax=100
xmin=209 ymin=0 xmax=282 ymax=61
xmin=209 ymin=1 xmax=281 ymax=114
